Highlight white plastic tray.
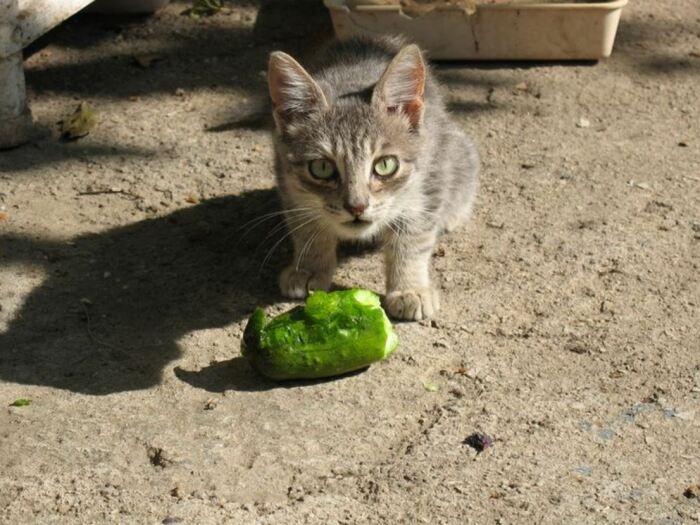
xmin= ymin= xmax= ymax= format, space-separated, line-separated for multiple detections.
xmin=323 ymin=0 xmax=628 ymax=60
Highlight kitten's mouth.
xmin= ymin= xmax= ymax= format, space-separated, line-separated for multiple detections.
xmin=345 ymin=218 xmax=372 ymax=227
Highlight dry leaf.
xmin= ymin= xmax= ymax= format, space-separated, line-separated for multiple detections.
xmin=0 ymin=212 xmax=8 ymax=222
xmin=423 ymin=382 xmax=439 ymax=392
xmin=188 ymin=0 xmax=222 ymax=18
xmin=185 ymin=194 xmax=201 ymax=204
xmin=59 ymin=102 xmax=98 ymax=140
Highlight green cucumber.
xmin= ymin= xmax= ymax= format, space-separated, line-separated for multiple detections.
xmin=241 ymin=289 xmax=399 ymax=380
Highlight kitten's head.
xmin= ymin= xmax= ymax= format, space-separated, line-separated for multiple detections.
xmin=268 ymin=44 xmax=427 ymax=241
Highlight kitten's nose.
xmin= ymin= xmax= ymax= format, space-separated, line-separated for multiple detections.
xmin=344 ymin=202 xmax=367 ymax=217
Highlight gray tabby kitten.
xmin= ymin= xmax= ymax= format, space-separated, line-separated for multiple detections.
xmin=267 ymin=37 xmax=478 ymax=321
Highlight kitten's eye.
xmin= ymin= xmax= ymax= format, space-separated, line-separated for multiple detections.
xmin=373 ymin=156 xmax=399 ymax=177
xmin=308 ymin=159 xmax=337 ymax=180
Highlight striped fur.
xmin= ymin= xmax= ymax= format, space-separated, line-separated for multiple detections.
xmin=268 ymin=36 xmax=478 ymax=320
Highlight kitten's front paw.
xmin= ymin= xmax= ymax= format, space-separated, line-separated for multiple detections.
xmin=279 ymin=266 xmax=332 ymax=299
xmin=384 ymin=288 xmax=440 ymax=321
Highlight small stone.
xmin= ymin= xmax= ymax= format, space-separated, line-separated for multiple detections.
xmin=566 ymin=341 xmax=589 ymax=354
xmin=204 ymin=398 xmax=218 ymax=410
xmin=576 ymin=117 xmax=591 ymax=128
xmin=684 ymin=484 xmax=700 ymax=499
xmin=598 ymin=428 xmax=615 ymax=440
xmin=464 ymin=432 xmax=493 ymax=453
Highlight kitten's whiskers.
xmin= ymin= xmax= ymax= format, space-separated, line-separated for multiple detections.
xmin=259 ymin=215 xmax=319 ymax=273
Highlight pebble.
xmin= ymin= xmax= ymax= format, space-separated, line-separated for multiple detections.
xmin=576 ymin=117 xmax=591 ymax=128
xmin=464 ymin=432 xmax=493 ymax=453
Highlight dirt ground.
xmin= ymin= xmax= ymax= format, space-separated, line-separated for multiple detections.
xmin=0 ymin=0 xmax=698 ymax=523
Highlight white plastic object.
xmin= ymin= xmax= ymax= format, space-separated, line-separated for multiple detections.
xmin=323 ymin=0 xmax=629 ymax=60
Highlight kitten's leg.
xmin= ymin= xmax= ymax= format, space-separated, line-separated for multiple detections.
xmin=383 ymin=229 xmax=439 ymax=321
xmin=279 ymin=222 xmax=337 ymax=299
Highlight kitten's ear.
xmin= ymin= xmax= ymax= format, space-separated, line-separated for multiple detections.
xmin=268 ymin=51 xmax=327 ymax=130
xmin=373 ymin=44 xmax=426 ymax=131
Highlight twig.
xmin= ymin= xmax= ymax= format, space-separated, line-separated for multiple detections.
xmin=76 ymin=189 xmax=141 ymax=199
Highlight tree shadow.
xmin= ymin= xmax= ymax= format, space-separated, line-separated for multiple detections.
xmin=613 ymin=15 xmax=700 ymax=78
xmin=23 ymin=0 xmax=334 ymax=99
xmin=0 ymin=141 xmax=156 ymax=172
xmin=205 ymin=103 xmax=271 ymax=133
xmin=0 ymin=189 xmax=294 ymax=395
xmin=635 ymin=55 xmax=698 ymax=76
xmin=446 ymin=99 xmax=497 ymax=115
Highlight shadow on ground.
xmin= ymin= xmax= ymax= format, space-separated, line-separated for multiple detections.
xmin=174 ymin=357 xmax=368 ymax=392
xmin=0 ymin=189 xmax=292 ymax=395
xmin=24 ymin=0 xmax=334 ymax=100
xmin=613 ymin=15 xmax=700 ymax=77
xmin=0 ymin=141 xmax=157 ymax=172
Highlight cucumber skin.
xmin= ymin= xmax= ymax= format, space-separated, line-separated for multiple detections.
xmin=241 ymin=290 xmax=398 ymax=380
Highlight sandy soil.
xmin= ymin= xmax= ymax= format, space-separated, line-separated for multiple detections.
xmin=1 ymin=0 xmax=699 ymax=523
